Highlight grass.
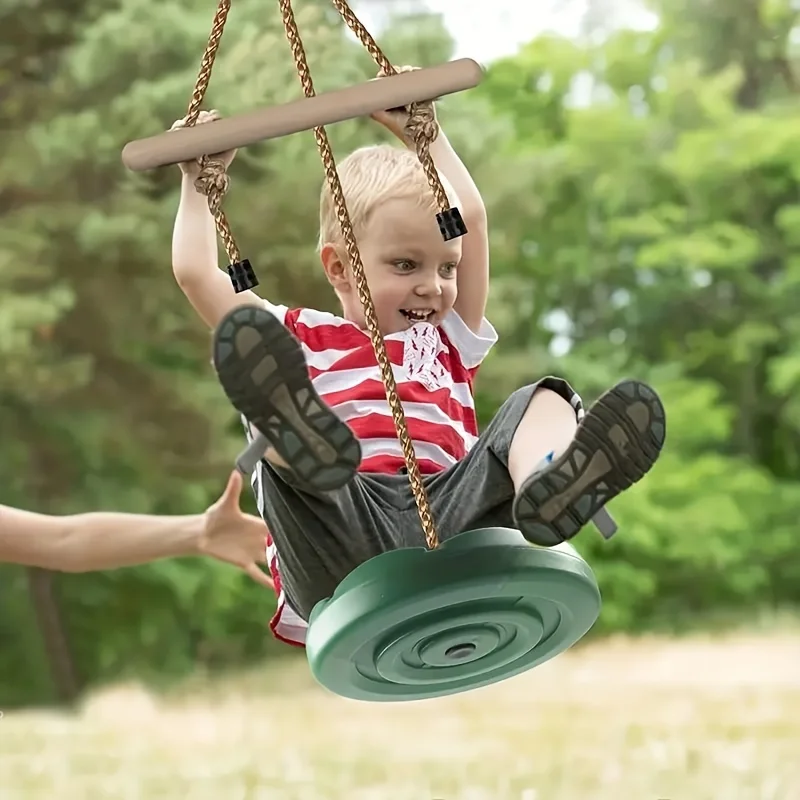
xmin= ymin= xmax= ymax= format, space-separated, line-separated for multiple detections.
xmin=2 ymin=631 xmax=799 ymax=799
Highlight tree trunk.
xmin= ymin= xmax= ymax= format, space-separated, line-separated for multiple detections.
xmin=26 ymin=568 xmax=82 ymax=704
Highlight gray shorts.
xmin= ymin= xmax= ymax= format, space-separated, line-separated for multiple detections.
xmin=247 ymin=377 xmax=584 ymax=620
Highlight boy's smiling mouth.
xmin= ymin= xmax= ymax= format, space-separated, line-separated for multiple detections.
xmin=400 ymin=308 xmax=435 ymax=322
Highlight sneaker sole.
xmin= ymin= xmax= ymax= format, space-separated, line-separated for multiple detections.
xmin=513 ymin=380 xmax=666 ymax=546
xmin=212 ymin=304 xmax=361 ymax=492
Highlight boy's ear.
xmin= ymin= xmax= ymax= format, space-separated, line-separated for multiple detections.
xmin=320 ymin=243 xmax=350 ymax=292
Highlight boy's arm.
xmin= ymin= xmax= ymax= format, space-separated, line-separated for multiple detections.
xmin=171 ymin=111 xmax=263 ymax=330
xmin=371 ymin=79 xmax=490 ymax=335
xmin=172 ymin=172 xmax=263 ymax=330
xmin=426 ymin=131 xmax=489 ymax=334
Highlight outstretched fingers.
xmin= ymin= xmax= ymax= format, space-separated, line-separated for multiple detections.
xmin=245 ymin=561 xmax=275 ymax=590
xmin=221 ymin=468 xmax=244 ymax=508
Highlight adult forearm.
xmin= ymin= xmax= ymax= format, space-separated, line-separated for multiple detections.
xmin=0 ymin=505 xmax=202 ymax=572
xmin=172 ymin=174 xmax=220 ymax=283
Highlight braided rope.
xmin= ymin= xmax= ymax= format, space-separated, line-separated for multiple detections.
xmin=328 ymin=0 xmax=450 ymax=212
xmin=180 ymin=0 xmax=444 ymax=548
xmin=278 ymin=0 xmax=439 ymax=549
xmin=184 ymin=0 xmax=240 ymax=264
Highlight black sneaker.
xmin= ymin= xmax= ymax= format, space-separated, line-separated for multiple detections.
xmin=212 ymin=304 xmax=361 ymax=491
xmin=513 ymin=380 xmax=666 ymax=546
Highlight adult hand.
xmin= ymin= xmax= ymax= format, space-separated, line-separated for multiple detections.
xmin=199 ymin=470 xmax=274 ymax=590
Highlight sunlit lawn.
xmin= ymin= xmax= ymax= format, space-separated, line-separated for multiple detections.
xmin=2 ymin=631 xmax=799 ymax=799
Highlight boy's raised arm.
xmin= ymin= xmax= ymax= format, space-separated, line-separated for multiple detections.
xmin=425 ymin=131 xmax=489 ymax=333
xmin=171 ymin=111 xmax=263 ymax=330
xmin=370 ymin=72 xmax=490 ymax=335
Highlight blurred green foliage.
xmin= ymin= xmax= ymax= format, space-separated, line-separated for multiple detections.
xmin=1 ymin=0 xmax=799 ymax=705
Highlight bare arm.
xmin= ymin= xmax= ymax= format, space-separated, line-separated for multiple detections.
xmin=0 ymin=505 xmax=201 ymax=572
xmin=427 ymin=131 xmax=489 ymax=333
xmin=0 ymin=472 xmax=273 ymax=587
xmin=371 ymin=99 xmax=490 ymax=333
xmin=171 ymin=111 xmax=262 ymax=330
xmin=172 ymin=172 xmax=262 ymax=329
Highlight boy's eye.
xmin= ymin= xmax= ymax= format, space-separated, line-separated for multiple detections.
xmin=393 ymin=260 xmax=416 ymax=271
xmin=440 ymin=262 xmax=457 ymax=276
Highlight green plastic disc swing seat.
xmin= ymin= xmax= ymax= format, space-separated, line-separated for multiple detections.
xmin=305 ymin=527 xmax=602 ymax=702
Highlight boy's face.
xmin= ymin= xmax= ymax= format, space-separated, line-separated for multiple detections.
xmin=322 ymin=196 xmax=462 ymax=335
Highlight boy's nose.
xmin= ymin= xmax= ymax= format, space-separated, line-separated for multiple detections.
xmin=414 ymin=279 xmax=442 ymax=297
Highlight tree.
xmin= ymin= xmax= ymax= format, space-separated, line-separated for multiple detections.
xmin=0 ymin=0 xmax=459 ymax=705
xmin=472 ymin=0 xmax=800 ymax=627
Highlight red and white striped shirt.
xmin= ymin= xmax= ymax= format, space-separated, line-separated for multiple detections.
xmin=252 ymin=302 xmax=497 ymax=646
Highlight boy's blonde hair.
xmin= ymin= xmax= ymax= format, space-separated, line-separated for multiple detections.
xmin=318 ymin=144 xmax=455 ymax=249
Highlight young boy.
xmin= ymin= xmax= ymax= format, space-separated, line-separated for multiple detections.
xmin=171 ymin=106 xmax=666 ymax=646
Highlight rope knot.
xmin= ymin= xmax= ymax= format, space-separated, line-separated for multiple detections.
xmin=375 ymin=65 xmax=439 ymax=145
xmin=405 ymin=103 xmax=438 ymax=146
xmin=194 ymin=158 xmax=230 ymax=212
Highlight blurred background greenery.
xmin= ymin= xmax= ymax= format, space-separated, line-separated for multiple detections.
xmin=2 ymin=0 xmax=799 ymax=712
